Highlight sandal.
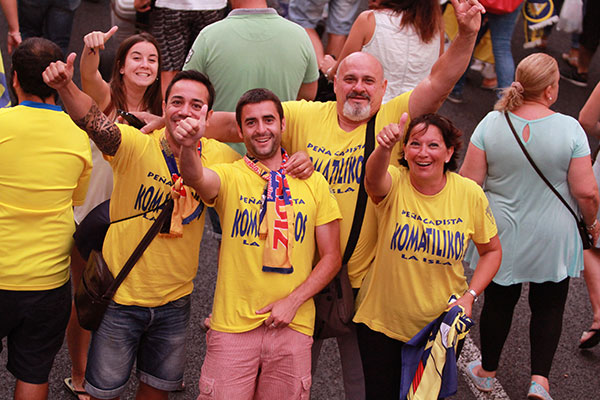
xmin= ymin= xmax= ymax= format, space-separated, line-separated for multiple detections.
xmin=579 ymin=328 xmax=600 ymax=349
xmin=561 ymin=51 xmax=578 ymax=68
xmin=465 ymin=360 xmax=495 ymax=392
xmin=63 ymin=377 xmax=89 ymax=400
xmin=528 ymin=381 xmax=553 ymax=400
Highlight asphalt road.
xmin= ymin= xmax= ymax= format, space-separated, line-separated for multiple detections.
xmin=1 ymin=1 xmax=600 ymax=399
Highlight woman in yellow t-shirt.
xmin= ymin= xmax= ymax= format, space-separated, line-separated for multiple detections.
xmin=354 ymin=113 xmax=502 ymax=399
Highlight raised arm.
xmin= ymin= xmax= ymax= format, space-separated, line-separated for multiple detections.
xmin=43 ymin=53 xmax=122 ymax=156
xmin=80 ymin=26 xmax=118 ymax=112
xmin=568 ymin=155 xmax=600 ymax=243
xmin=1 ymin=0 xmax=20 ymax=53
xmin=256 ymin=219 xmax=342 ymax=329
xmin=365 ymin=114 xmax=408 ymax=203
xmin=321 ymin=10 xmax=374 ymax=79
xmin=172 ymin=106 xmax=221 ymax=203
xmin=459 ymin=143 xmax=488 ymax=186
xmin=409 ymin=0 xmax=484 ymax=117
xmin=138 ymin=110 xmax=241 ymax=141
xmin=579 ymin=81 xmax=600 ymax=137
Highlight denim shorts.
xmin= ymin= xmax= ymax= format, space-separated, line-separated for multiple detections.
xmin=288 ymin=0 xmax=364 ymax=35
xmin=84 ymin=295 xmax=191 ymax=399
xmin=0 ymin=281 xmax=71 ymax=384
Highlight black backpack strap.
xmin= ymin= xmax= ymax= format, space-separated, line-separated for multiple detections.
xmin=342 ymin=112 xmax=378 ymax=264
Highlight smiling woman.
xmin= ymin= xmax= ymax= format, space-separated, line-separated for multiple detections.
xmin=80 ymin=29 xmax=163 ymax=118
xmin=354 ymin=113 xmax=502 ymax=399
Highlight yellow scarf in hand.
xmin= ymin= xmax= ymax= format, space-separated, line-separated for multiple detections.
xmin=159 ymin=135 xmax=204 ymax=238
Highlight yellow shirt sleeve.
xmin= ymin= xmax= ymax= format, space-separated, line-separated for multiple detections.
xmin=72 ymin=139 xmax=93 ymax=206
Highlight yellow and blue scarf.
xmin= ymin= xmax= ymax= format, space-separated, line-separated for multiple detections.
xmin=401 ymin=295 xmax=474 ymax=399
xmin=522 ymin=0 xmax=559 ymax=48
xmin=160 ymin=135 xmax=204 ymax=237
xmin=244 ymin=149 xmax=295 ymax=274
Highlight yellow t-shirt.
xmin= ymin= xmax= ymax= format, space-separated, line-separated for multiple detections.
xmin=0 ymin=102 xmax=92 ymax=290
xmin=104 ymin=125 xmax=240 ymax=306
xmin=354 ymin=167 xmax=497 ymax=342
xmin=281 ymin=93 xmax=411 ymax=288
xmin=208 ymin=159 xmax=342 ymax=336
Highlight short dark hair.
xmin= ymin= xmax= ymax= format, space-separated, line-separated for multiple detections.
xmin=235 ymin=88 xmax=284 ymax=128
xmin=11 ymin=38 xmax=63 ymax=101
xmin=164 ymin=70 xmax=215 ymax=110
xmin=399 ymin=113 xmax=462 ymax=172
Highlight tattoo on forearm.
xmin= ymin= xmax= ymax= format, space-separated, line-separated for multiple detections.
xmin=74 ymin=103 xmax=121 ymax=156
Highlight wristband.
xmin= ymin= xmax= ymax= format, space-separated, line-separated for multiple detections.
xmin=587 ymin=220 xmax=598 ymax=231
xmin=8 ymin=32 xmax=21 ymax=37
xmin=465 ymin=288 xmax=478 ymax=302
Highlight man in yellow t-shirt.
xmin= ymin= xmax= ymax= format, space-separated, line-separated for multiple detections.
xmin=0 ymin=38 xmax=92 ymax=400
xmin=44 ymin=64 xmax=239 ymax=399
xmin=175 ymin=88 xmax=342 ymax=399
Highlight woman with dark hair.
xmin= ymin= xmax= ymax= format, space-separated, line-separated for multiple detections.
xmin=460 ymin=53 xmax=599 ymax=400
xmin=63 ymin=27 xmax=163 ymax=399
xmin=321 ymin=0 xmax=443 ymax=102
xmin=354 ymin=113 xmax=502 ymax=399
xmin=80 ymin=27 xmax=162 ymax=117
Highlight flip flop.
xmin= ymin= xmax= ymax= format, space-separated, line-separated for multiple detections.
xmin=63 ymin=377 xmax=89 ymax=400
xmin=561 ymin=52 xmax=578 ymax=68
xmin=579 ymin=328 xmax=600 ymax=349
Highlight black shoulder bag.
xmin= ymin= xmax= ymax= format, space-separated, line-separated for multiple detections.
xmin=75 ymin=199 xmax=174 ymax=331
xmin=313 ymin=112 xmax=377 ymax=340
xmin=504 ymin=111 xmax=592 ymax=249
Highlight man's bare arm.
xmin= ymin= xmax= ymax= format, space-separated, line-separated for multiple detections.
xmin=205 ymin=111 xmax=241 ymax=143
xmin=73 ymin=103 xmax=121 ymax=156
xmin=296 ymin=80 xmax=318 ymax=101
xmin=42 ymin=52 xmax=121 ymax=156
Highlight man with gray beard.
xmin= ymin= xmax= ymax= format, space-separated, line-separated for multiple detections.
xmin=207 ymin=1 xmax=486 ymax=397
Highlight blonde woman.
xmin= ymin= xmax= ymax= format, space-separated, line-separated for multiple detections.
xmin=460 ymin=53 xmax=600 ymax=400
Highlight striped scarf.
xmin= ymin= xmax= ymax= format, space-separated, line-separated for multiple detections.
xmin=244 ymin=149 xmax=295 ymax=274
xmin=160 ymin=135 xmax=204 ymax=237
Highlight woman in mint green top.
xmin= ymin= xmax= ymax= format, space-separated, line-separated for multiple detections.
xmin=460 ymin=53 xmax=599 ymax=400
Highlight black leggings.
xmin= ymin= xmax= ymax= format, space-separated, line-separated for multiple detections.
xmin=479 ymin=278 xmax=570 ymax=377
xmin=356 ymin=323 xmax=464 ymax=400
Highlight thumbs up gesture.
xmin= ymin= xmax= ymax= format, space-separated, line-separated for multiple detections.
xmin=42 ymin=52 xmax=76 ymax=90
xmin=83 ymin=26 xmax=118 ymax=54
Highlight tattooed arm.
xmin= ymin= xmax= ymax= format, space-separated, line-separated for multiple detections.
xmin=72 ymin=103 xmax=121 ymax=155
xmin=42 ymin=52 xmax=122 ymax=155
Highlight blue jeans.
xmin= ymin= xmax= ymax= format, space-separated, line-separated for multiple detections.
xmin=288 ymin=0 xmax=365 ymax=35
xmin=452 ymin=5 xmax=522 ymax=97
xmin=17 ymin=0 xmax=81 ymax=56
xmin=84 ymin=295 xmax=191 ymax=399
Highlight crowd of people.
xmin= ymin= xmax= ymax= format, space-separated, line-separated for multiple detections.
xmin=1 ymin=1 xmax=600 ymax=400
